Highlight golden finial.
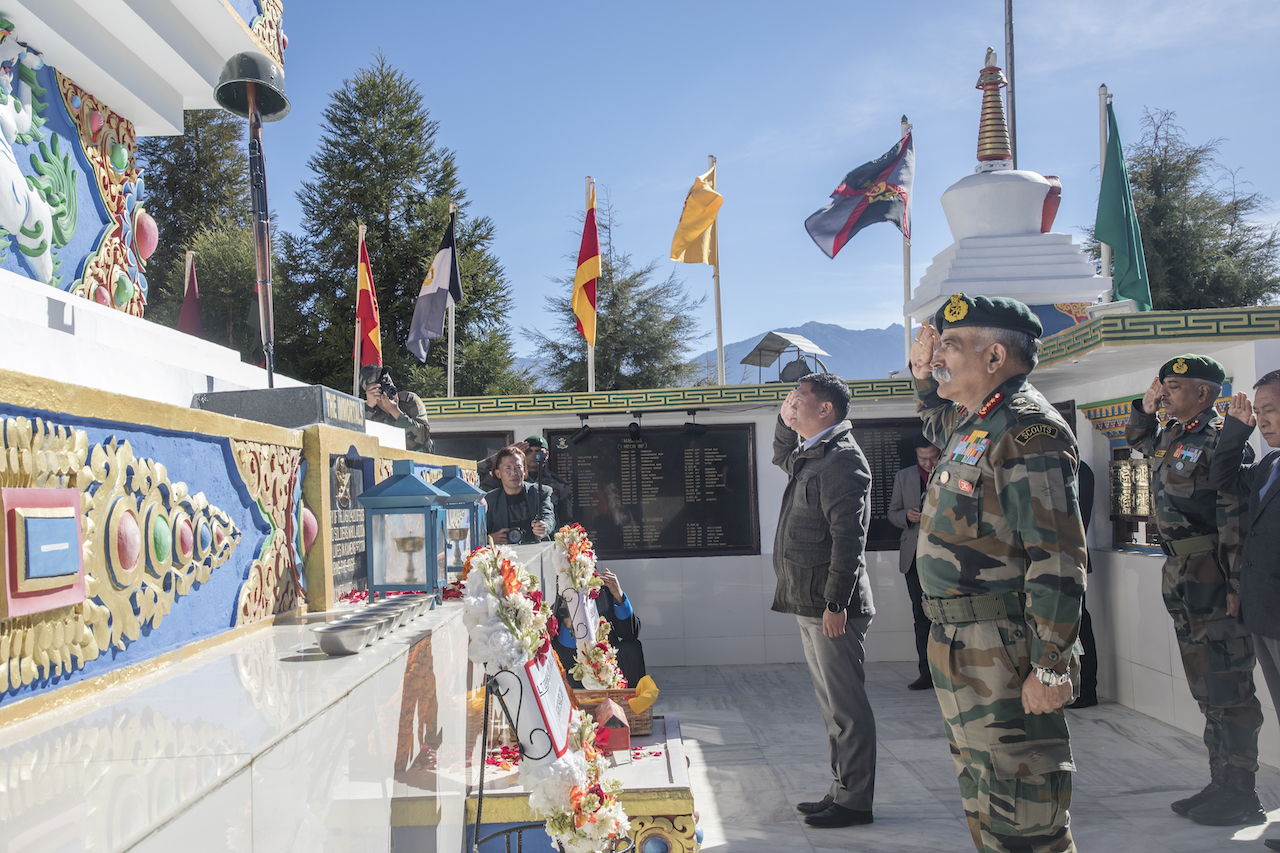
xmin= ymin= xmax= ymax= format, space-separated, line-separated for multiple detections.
xmin=976 ymin=48 xmax=1012 ymax=166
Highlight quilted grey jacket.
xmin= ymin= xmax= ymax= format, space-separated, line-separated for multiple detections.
xmin=771 ymin=416 xmax=875 ymax=618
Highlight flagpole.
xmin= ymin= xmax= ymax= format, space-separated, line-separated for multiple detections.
xmin=184 ymin=250 xmax=195 ymax=297
xmin=353 ymin=222 xmax=366 ymax=396
xmin=1098 ymin=84 xmax=1112 ymax=298
xmin=1005 ymin=0 xmax=1017 ymax=170
xmin=901 ymin=116 xmax=913 ymax=367
xmin=586 ymin=176 xmax=595 ymax=394
xmin=708 ymin=155 xmax=725 ymax=385
xmin=447 ymin=203 xmax=457 ymax=398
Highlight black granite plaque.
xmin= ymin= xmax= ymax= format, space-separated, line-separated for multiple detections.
xmin=548 ymin=424 xmax=760 ymax=558
xmin=191 ymin=386 xmax=365 ymax=432
xmin=846 ymin=419 xmax=927 ymax=550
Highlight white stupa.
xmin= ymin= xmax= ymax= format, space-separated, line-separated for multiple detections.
xmin=906 ymin=49 xmax=1110 ymax=336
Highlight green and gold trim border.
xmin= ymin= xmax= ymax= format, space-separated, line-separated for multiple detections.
xmin=418 ymin=306 xmax=1280 ymax=419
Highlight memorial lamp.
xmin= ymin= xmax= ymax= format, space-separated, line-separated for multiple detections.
xmin=213 ymin=51 xmax=289 ymax=388
xmin=357 ymin=460 xmax=448 ymax=605
xmin=431 ymin=465 xmax=487 ymax=579
xmin=628 ymin=412 xmax=643 ymax=441
xmin=684 ymin=409 xmax=708 ymax=436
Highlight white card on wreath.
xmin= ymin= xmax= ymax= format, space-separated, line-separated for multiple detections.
xmin=490 ymin=655 xmax=572 ymax=767
xmin=566 ymin=591 xmax=600 ymax=649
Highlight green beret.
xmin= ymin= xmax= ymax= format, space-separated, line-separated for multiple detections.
xmin=1159 ymin=354 xmax=1226 ymax=384
xmin=524 ymin=435 xmax=547 ymax=448
xmin=934 ymin=293 xmax=1043 ymax=338
xmin=359 ymin=364 xmax=384 ymax=388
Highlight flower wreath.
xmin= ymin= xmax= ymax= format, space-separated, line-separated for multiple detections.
xmin=573 ymin=616 xmax=627 ymax=690
xmin=460 ymin=545 xmax=629 ymax=852
xmin=553 ymin=523 xmax=603 ymax=597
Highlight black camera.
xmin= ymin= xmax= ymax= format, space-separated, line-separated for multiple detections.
xmin=532 ymin=449 xmax=548 ymax=464
xmin=507 ymin=527 xmax=524 ymax=545
xmin=379 ymin=376 xmax=398 ymax=399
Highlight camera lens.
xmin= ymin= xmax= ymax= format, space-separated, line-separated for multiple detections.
xmin=508 ymin=528 xmax=523 ymax=545
xmin=534 ymin=450 xmax=548 ymax=463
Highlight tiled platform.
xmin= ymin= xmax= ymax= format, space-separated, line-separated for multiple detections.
xmin=651 ymin=661 xmax=1280 ymax=852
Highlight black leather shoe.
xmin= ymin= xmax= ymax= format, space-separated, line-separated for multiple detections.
xmin=908 ymin=674 xmax=933 ymax=690
xmin=795 ymin=794 xmax=833 ymax=815
xmin=1186 ymin=766 xmax=1267 ymax=826
xmin=1264 ymin=837 xmax=1280 ymax=851
xmin=1171 ymin=781 xmax=1222 ymax=816
xmin=802 ymin=804 xmax=874 ymax=828
xmin=1067 ymin=695 xmax=1098 ymax=709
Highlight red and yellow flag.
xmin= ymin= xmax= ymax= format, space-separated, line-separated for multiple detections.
xmin=355 ymin=229 xmax=382 ymax=366
xmin=572 ymin=184 xmax=600 ymax=346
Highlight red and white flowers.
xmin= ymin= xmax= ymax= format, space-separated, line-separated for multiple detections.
xmin=553 ymin=523 xmax=603 ymax=597
xmin=572 ymin=617 xmax=627 ymax=690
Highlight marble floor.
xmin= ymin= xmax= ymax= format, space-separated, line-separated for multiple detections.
xmin=649 ymin=661 xmax=1280 ymax=852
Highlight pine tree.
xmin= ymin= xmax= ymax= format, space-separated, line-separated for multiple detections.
xmin=1087 ymin=109 xmax=1280 ymax=310
xmin=136 ymin=110 xmax=249 ymax=325
xmin=178 ymin=218 xmax=258 ymax=359
xmin=275 ymin=53 xmax=527 ymax=397
xmin=527 ymin=201 xmax=709 ymax=392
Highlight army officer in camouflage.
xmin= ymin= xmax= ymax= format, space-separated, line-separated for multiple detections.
xmin=909 ymin=294 xmax=1086 ymax=853
xmin=1126 ymin=354 xmax=1264 ymax=826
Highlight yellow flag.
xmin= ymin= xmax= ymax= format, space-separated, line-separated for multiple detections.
xmin=670 ymin=165 xmax=722 ymax=264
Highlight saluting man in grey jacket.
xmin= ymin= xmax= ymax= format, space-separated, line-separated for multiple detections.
xmin=1209 ymin=368 xmax=1280 ymax=851
xmin=772 ymin=372 xmax=877 ymax=830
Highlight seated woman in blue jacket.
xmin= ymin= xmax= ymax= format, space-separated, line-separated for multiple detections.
xmin=484 ymin=445 xmax=554 ymax=545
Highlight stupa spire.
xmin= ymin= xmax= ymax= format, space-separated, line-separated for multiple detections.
xmin=975 ymin=47 xmax=1012 ymax=171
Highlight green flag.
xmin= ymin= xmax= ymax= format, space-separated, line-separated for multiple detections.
xmin=1095 ymin=102 xmax=1152 ymax=311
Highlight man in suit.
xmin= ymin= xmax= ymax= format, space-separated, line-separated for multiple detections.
xmin=887 ymin=435 xmax=941 ymax=689
xmin=773 ymin=373 xmax=877 ymax=829
xmin=1209 ymin=369 xmax=1280 ymax=849
xmin=484 ymin=445 xmax=554 ymax=545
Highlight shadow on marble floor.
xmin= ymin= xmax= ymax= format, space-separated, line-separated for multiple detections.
xmin=650 ymin=661 xmax=1280 ymax=852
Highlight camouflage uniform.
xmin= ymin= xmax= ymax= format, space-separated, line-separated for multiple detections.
xmin=1126 ymin=401 xmax=1261 ymax=777
xmin=916 ymin=372 xmax=1086 ymax=853
xmin=366 ymin=390 xmax=433 ymax=454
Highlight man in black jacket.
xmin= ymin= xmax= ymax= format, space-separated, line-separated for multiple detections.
xmin=1209 ymin=369 xmax=1280 ymax=850
xmin=772 ymin=373 xmax=876 ymax=829
xmin=484 ymin=446 xmax=554 ymax=545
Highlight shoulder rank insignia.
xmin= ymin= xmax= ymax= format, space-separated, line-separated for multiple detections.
xmin=977 ymin=391 xmax=1003 ymax=419
xmin=1015 ymin=423 xmax=1060 ymax=445
xmin=950 ymin=429 xmax=990 ymax=464
xmin=1172 ymin=357 xmax=1189 ymax=374
xmin=1008 ymin=396 xmax=1042 ymax=417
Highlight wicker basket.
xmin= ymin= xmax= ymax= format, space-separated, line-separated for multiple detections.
xmin=573 ymin=688 xmax=654 ymax=736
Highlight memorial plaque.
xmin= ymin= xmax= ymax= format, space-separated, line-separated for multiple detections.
xmin=845 ymin=419 xmax=928 ymax=550
xmin=330 ymin=454 xmax=368 ymax=589
xmin=548 ymin=424 xmax=760 ymax=558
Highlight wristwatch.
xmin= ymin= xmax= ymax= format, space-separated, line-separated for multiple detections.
xmin=1032 ymin=665 xmax=1071 ymax=688
xmin=825 ymin=601 xmax=845 ymax=614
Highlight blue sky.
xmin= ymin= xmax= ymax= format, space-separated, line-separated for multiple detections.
xmin=265 ymin=0 xmax=1280 ymax=358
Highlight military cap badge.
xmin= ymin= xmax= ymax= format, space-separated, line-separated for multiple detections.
xmin=1172 ymin=358 xmax=1188 ymax=374
xmin=944 ymin=294 xmax=969 ymax=322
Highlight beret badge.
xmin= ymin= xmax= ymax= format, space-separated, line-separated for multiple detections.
xmin=1172 ymin=358 xmax=1189 ymax=375
xmin=944 ymin=294 xmax=969 ymax=322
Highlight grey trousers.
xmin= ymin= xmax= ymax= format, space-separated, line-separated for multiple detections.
xmin=1253 ymin=633 xmax=1280 ymax=716
xmin=797 ymin=613 xmax=876 ymax=811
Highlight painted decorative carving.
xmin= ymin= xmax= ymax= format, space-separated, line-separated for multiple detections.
xmin=56 ymin=71 xmax=151 ymax=315
xmin=0 ymin=417 xmax=241 ymax=691
xmin=231 ymin=439 xmax=304 ymax=622
xmin=0 ymin=24 xmax=62 ymax=283
xmin=249 ymin=0 xmax=286 ymax=65
xmin=629 ymin=815 xmax=702 ymax=853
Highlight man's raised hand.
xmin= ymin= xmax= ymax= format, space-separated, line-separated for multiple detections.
xmin=910 ymin=323 xmax=938 ymax=380
xmin=1227 ymin=392 xmax=1256 ymax=427
xmin=1141 ymin=376 xmax=1163 ymax=414
xmin=781 ymin=388 xmax=801 ymax=429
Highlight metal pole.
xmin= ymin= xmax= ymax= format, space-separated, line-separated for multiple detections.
xmin=246 ymin=81 xmax=276 ymax=387
xmin=353 ymin=222 xmax=366 ymax=397
xmin=1005 ymin=0 xmax=1017 ymax=170
xmin=901 ymin=116 xmax=912 ymax=367
xmin=1099 ymin=84 xmax=1112 ymax=295
xmin=447 ymin=202 xmax=457 ymax=398
xmin=709 ymin=155 xmax=725 ymax=386
xmin=586 ymin=176 xmax=595 ymax=393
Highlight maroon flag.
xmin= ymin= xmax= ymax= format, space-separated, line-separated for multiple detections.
xmin=176 ymin=251 xmax=204 ymax=337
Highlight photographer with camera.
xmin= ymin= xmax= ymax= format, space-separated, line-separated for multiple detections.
xmin=360 ymin=365 xmax=434 ymax=454
xmin=484 ymin=445 xmax=554 ymax=545
xmin=477 ymin=436 xmax=572 ymax=512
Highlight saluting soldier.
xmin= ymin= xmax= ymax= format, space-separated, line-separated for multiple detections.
xmin=909 ymin=294 xmax=1086 ymax=853
xmin=1126 ymin=354 xmax=1264 ymax=826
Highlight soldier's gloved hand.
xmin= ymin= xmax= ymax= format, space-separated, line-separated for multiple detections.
xmin=1021 ymin=673 xmax=1072 ymax=714
xmin=1141 ymin=376 xmax=1163 ymax=414
xmin=1227 ymin=392 xmax=1256 ymax=427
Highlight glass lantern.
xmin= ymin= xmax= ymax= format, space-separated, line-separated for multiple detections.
xmin=357 ymin=459 xmax=448 ymax=603
xmin=432 ymin=465 xmax=487 ymax=579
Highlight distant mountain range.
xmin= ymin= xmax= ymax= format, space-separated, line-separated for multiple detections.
xmin=515 ymin=321 xmax=909 ymax=389
xmin=694 ymin=321 xmax=909 ymax=383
